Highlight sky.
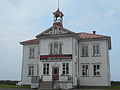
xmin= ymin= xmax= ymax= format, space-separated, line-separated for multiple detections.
xmin=0 ymin=0 xmax=120 ymax=81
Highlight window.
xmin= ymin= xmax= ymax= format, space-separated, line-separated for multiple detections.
xmin=28 ymin=65 xmax=34 ymax=76
xmin=43 ymin=63 xmax=49 ymax=75
xmin=75 ymin=42 xmax=77 ymax=56
xmin=81 ymin=64 xmax=89 ymax=76
xmin=37 ymin=64 xmax=39 ymax=76
xmin=93 ymin=64 xmax=101 ymax=76
xmin=81 ymin=45 xmax=88 ymax=57
xmin=29 ymin=48 xmax=35 ymax=59
xmin=62 ymin=63 xmax=69 ymax=75
xmin=53 ymin=68 xmax=58 ymax=74
xmin=59 ymin=43 xmax=62 ymax=54
xmin=54 ymin=43 xmax=58 ymax=54
xmin=59 ymin=28 xmax=62 ymax=34
xmin=49 ymin=42 xmax=63 ymax=54
xmin=50 ymin=43 xmax=53 ymax=54
xmin=54 ymin=27 xmax=57 ymax=34
xmin=93 ymin=44 xmax=100 ymax=56
xmin=37 ymin=46 xmax=40 ymax=59
xmin=75 ymin=62 xmax=77 ymax=76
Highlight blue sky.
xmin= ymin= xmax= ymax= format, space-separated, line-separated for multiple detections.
xmin=0 ymin=0 xmax=120 ymax=81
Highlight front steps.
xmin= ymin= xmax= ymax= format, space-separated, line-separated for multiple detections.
xmin=38 ymin=81 xmax=73 ymax=90
xmin=39 ymin=81 xmax=53 ymax=89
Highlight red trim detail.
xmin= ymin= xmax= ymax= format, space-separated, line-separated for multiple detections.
xmin=40 ymin=54 xmax=72 ymax=58
xmin=53 ymin=22 xmax=63 ymax=27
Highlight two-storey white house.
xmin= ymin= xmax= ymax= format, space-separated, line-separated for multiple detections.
xmin=20 ymin=9 xmax=111 ymax=89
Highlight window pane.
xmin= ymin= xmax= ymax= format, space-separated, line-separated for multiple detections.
xmin=63 ymin=68 xmax=65 ymax=70
xmin=82 ymin=46 xmax=84 ymax=56
xmin=93 ymin=45 xmax=100 ymax=56
xmin=93 ymin=64 xmax=100 ymax=76
xmin=47 ymin=64 xmax=49 ymax=67
xmin=66 ymin=63 xmax=69 ymax=68
xmin=86 ymin=46 xmax=88 ymax=56
xmin=82 ymin=65 xmax=89 ymax=76
xmin=63 ymin=63 xmax=65 ymax=67
xmin=50 ymin=44 xmax=53 ymax=54
xmin=28 ymin=66 xmax=34 ymax=76
xmin=59 ymin=43 xmax=62 ymax=54
xmin=54 ymin=43 xmax=58 ymax=54
xmin=93 ymin=45 xmax=95 ymax=55
xmin=29 ymin=48 xmax=35 ymax=59
xmin=96 ymin=45 xmax=99 ymax=54
xmin=63 ymin=71 xmax=65 ymax=74
xmin=62 ymin=63 xmax=69 ymax=75
xmin=81 ymin=46 xmax=88 ymax=57
xmin=29 ymin=66 xmax=31 ymax=75
xmin=66 ymin=70 xmax=69 ymax=74
xmin=75 ymin=42 xmax=77 ymax=56
xmin=43 ymin=63 xmax=49 ymax=75
xmin=97 ymin=65 xmax=100 ymax=69
xmin=54 ymin=68 xmax=57 ymax=74
xmin=43 ymin=68 xmax=46 ymax=74
xmin=47 ymin=70 xmax=49 ymax=74
xmin=32 ymin=67 xmax=34 ymax=75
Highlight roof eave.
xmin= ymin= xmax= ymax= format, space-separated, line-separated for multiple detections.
xmin=107 ymin=37 xmax=112 ymax=50
xmin=20 ymin=39 xmax=40 ymax=45
xmin=79 ymin=37 xmax=111 ymax=50
xmin=37 ymin=33 xmax=79 ymax=39
xmin=20 ymin=42 xmax=39 ymax=45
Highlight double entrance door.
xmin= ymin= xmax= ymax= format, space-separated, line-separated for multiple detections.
xmin=52 ymin=67 xmax=59 ymax=80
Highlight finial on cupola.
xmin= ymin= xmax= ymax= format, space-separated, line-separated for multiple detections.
xmin=53 ymin=0 xmax=64 ymax=27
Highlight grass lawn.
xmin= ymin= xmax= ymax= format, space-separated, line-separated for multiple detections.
xmin=77 ymin=86 xmax=120 ymax=90
xmin=104 ymin=86 xmax=120 ymax=90
xmin=0 ymin=85 xmax=30 ymax=88
xmin=0 ymin=85 xmax=120 ymax=90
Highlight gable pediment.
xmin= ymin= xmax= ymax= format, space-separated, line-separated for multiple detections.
xmin=36 ymin=25 xmax=75 ymax=38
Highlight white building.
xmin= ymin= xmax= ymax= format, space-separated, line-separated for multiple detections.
xmin=20 ymin=9 xmax=111 ymax=89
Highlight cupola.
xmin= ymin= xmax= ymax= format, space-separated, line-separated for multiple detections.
xmin=53 ymin=9 xmax=64 ymax=27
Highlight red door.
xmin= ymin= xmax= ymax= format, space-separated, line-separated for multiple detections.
xmin=52 ymin=67 xmax=59 ymax=80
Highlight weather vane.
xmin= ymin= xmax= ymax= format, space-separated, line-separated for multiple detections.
xmin=58 ymin=0 xmax=60 ymax=9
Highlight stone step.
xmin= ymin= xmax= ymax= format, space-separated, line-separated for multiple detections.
xmin=38 ymin=88 xmax=53 ymax=90
xmin=40 ymin=81 xmax=53 ymax=89
xmin=38 ymin=88 xmax=73 ymax=90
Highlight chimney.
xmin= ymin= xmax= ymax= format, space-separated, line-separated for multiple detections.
xmin=93 ymin=31 xmax=96 ymax=34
